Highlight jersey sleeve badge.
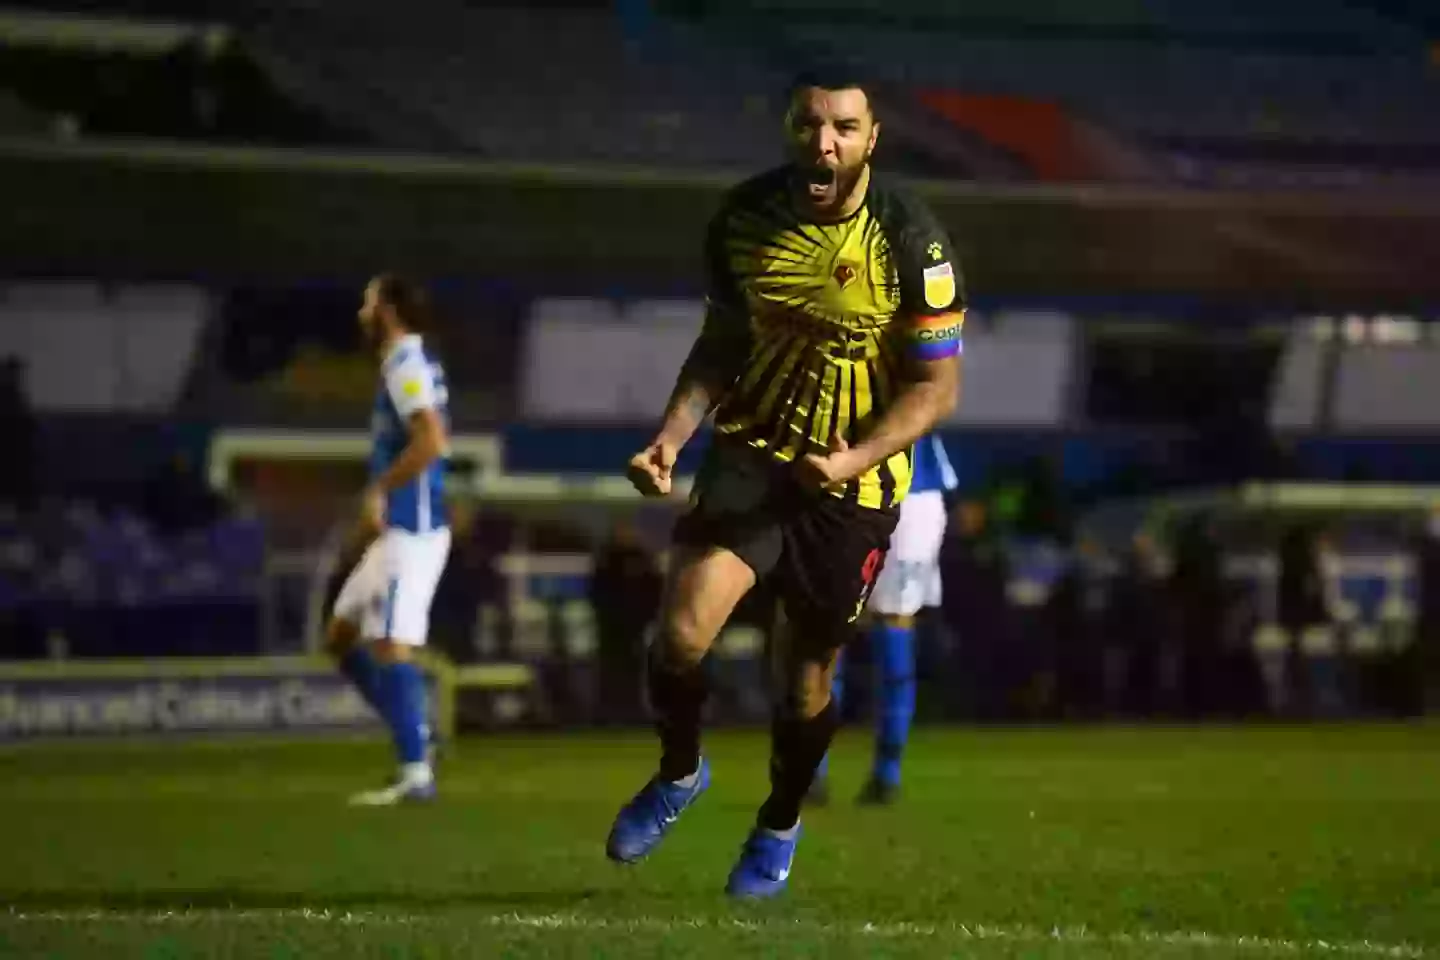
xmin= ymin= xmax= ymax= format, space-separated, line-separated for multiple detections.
xmin=922 ymin=261 xmax=956 ymax=310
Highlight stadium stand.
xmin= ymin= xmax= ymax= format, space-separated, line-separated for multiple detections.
xmin=668 ymin=0 xmax=1440 ymax=185
xmin=0 ymin=2 xmax=1023 ymax=175
xmin=674 ymin=0 xmax=1418 ymax=47
xmin=0 ymin=6 xmax=365 ymax=145
xmin=252 ymin=0 xmax=1440 ymax=185
xmin=4 ymin=0 xmax=1435 ymax=186
xmin=234 ymin=0 xmax=1019 ymax=175
xmin=0 ymin=500 xmax=264 ymax=660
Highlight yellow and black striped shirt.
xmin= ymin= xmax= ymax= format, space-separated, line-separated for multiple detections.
xmin=704 ymin=167 xmax=966 ymax=510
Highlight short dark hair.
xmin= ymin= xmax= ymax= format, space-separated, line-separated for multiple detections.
xmin=373 ymin=272 xmax=432 ymax=333
xmin=787 ymin=69 xmax=875 ymax=111
xmin=789 ymin=69 xmax=875 ymax=122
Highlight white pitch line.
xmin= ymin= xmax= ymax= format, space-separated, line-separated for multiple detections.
xmin=2 ymin=908 xmax=1430 ymax=958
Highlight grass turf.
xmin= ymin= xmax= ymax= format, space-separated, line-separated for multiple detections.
xmin=0 ymin=725 xmax=1437 ymax=958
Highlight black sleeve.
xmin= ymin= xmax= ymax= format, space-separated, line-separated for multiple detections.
xmin=703 ymin=204 xmax=745 ymax=318
xmin=692 ymin=200 xmax=753 ymax=374
xmin=889 ymin=189 xmax=966 ymax=319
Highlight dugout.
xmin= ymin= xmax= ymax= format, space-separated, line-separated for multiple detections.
xmin=1081 ymin=481 xmax=1440 ymax=716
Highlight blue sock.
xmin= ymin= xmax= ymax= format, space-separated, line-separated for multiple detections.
xmin=816 ymin=653 xmax=846 ymax=781
xmin=872 ymin=623 xmax=916 ymax=788
xmin=381 ymin=661 xmax=428 ymax=765
xmin=339 ymin=646 xmax=384 ymax=716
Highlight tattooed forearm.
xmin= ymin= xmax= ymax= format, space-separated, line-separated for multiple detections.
xmin=851 ymin=354 xmax=961 ymax=471
xmin=654 ymin=311 xmax=750 ymax=449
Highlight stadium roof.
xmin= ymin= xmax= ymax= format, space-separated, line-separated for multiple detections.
xmin=0 ymin=7 xmax=225 ymax=52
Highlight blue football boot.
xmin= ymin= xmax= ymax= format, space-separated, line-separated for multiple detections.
xmin=725 ymin=822 xmax=801 ymax=899
xmin=605 ymin=757 xmax=712 ymax=864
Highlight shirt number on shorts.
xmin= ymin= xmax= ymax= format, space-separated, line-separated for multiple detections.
xmin=850 ymin=547 xmax=886 ymax=622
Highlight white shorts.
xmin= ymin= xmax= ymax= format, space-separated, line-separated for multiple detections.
xmin=868 ymin=490 xmax=947 ymax=617
xmin=332 ymin=527 xmax=452 ymax=645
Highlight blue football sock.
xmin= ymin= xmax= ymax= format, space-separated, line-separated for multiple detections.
xmin=339 ymin=646 xmax=384 ymax=716
xmin=381 ymin=661 xmax=428 ymax=766
xmin=816 ymin=652 xmax=845 ymax=781
xmin=872 ymin=622 xmax=916 ymax=788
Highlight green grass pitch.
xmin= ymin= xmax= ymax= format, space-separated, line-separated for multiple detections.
xmin=1 ymin=725 xmax=1437 ymax=958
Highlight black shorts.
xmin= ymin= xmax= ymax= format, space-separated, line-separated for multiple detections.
xmin=672 ymin=438 xmax=899 ymax=652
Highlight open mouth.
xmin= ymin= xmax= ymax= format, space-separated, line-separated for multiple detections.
xmin=802 ymin=165 xmax=837 ymax=200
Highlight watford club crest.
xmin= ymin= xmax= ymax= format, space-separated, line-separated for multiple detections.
xmin=832 ymin=262 xmax=857 ymax=289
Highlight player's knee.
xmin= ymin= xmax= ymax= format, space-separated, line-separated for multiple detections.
xmin=654 ymin=547 xmax=756 ymax=670
xmin=324 ymin=618 xmax=359 ymax=660
xmin=778 ymin=653 xmax=841 ymax=720
xmin=653 ymin=609 xmax=713 ymax=670
xmin=371 ymin=639 xmax=412 ymax=664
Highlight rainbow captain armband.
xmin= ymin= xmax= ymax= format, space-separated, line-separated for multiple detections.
xmin=908 ymin=311 xmax=964 ymax=361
